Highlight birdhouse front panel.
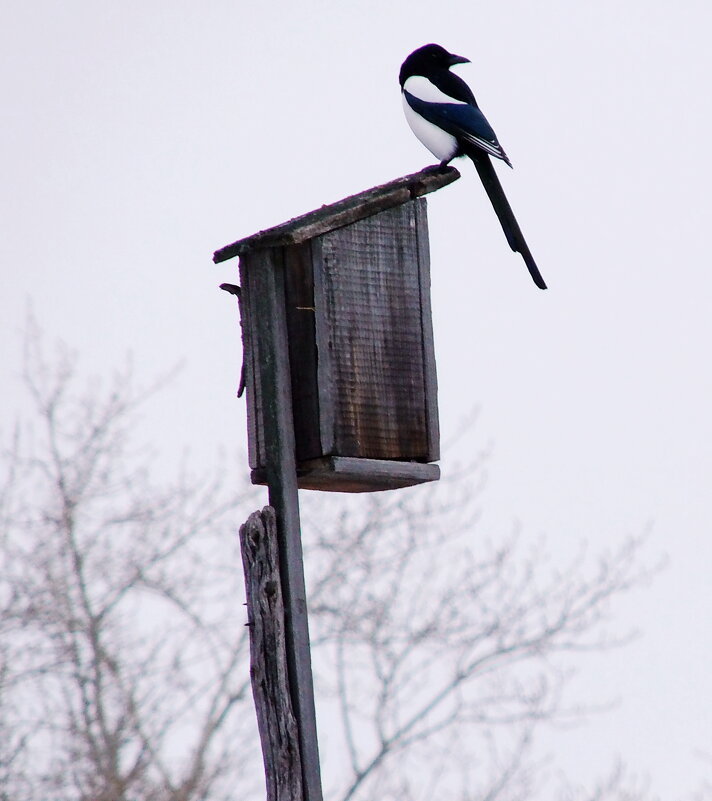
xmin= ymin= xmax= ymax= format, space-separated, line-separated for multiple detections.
xmin=240 ymin=196 xmax=439 ymax=484
xmin=309 ymin=199 xmax=436 ymax=461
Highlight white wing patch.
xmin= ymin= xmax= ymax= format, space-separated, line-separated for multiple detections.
xmin=402 ymin=93 xmax=459 ymax=162
xmin=402 ymin=75 xmax=468 ymax=105
xmin=461 ymin=130 xmax=510 ymax=163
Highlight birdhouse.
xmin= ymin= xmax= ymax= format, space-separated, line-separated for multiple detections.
xmin=214 ymin=166 xmax=460 ymax=492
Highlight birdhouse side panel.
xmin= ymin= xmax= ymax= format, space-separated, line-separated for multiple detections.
xmin=414 ymin=199 xmax=439 ymax=461
xmin=283 ymin=243 xmax=323 ymax=462
xmin=239 ymin=253 xmax=266 ymax=471
xmin=312 ymin=200 xmax=433 ymax=461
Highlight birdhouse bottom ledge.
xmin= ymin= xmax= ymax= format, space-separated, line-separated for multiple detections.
xmin=250 ymin=456 xmax=440 ymax=493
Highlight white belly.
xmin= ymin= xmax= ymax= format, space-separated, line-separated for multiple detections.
xmin=402 ymin=92 xmax=459 ymax=162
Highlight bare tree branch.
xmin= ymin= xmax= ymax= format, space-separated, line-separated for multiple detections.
xmin=0 ymin=326 xmax=670 ymax=801
xmin=302 ymin=480 xmax=658 ymax=801
xmin=0 ymin=327 xmax=261 ymax=801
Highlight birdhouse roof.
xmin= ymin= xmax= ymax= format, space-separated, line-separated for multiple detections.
xmin=213 ymin=166 xmax=459 ymax=263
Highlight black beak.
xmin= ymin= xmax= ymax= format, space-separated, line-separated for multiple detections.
xmin=448 ymin=53 xmax=470 ymax=66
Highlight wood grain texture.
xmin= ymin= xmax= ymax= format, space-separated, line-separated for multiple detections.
xmin=414 ymin=198 xmax=440 ymax=461
xmin=314 ymin=200 xmax=431 ymax=460
xmin=240 ymin=507 xmax=303 ymax=801
xmin=236 ymin=182 xmax=442 ymax=492
xmin=252 ymin=457 xmax=440 ymax=492
xmin=310 ymin=237 xmax=335 ymax=457
xmin=238 ymin=256 xmax=261 ymax=470
xmin=283 ymin=243 xmax=322 ymax=462
xmin=245 ymin=249 xmax=323 ymax=801
xmin=213 ymin=166 xmax=460 ymax=262
xmin=239 ymin=257 xmax=264 ymax=470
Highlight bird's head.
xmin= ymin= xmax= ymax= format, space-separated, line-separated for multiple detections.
xmin=399 ymin=44 xmax=470 ymax=86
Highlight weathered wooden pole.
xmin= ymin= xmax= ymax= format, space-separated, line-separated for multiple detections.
xmin=243 ymin=247 xmax=323 ymax=801
xmin=240 ymin=507 xmax=303 ymax=801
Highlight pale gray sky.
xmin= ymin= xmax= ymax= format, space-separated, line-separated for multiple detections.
xmin=1 ymin=1 xmax=711 ymax=797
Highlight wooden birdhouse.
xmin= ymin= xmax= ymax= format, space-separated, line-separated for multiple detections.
xmin=214 ymin=166 xmax=460 ymax=492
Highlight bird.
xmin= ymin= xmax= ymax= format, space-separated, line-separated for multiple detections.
xmin=399 ymin=43 xmax=546 ymax=290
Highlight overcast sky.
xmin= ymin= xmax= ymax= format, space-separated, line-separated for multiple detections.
xmin=1 ymin=1 xmax=711 ymax=797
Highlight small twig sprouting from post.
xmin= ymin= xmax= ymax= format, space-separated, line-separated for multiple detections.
xmin=220 ymin=282 xmax=247 ymax=398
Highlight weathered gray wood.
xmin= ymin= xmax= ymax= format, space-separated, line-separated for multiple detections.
xmin=252 ymin=456 xmax=441 ymax=492
xmin=238 ymin=257 xmax=262 ymax=470
xmin=315 ymin=201 xmax=430 ymax=459
xmin=310 ymin=237 xmax=335 ymax=457
xmin=213 ymin=166 xmax=460 ymax=262
xmin=283 ymin=243 xmax=322 ymax=462
xmin=242 ymin=200 xmax=440 ymax=488
xmin=232 ymin=173 xmax=443 ymax=492
xmin=413 ymin=198 xmax=440 ymax=461
xmin=240 ymin=507 xmax=303 ymax=801
xmin=246 ymin=248 xmax=323 ymax=801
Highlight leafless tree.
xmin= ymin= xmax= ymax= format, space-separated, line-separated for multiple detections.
xmin=557 ymin=762 xmax=659 ymax=801
xmin=0 ymin=330 xmax=660 ymax=801
xmin=0 ymin=332 xmax=263 ymax=801
xmin=302 ymin=466 xmax=654 ymax=801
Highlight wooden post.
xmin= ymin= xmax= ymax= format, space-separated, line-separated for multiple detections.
xmin=240 ymin=507 xmax=303 ymax=801
xmin=243 ymin=248 xmax=323 ymax=801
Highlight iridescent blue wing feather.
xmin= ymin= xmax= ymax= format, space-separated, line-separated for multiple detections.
xmin=403 ymin=91 xmax=511 ymax=165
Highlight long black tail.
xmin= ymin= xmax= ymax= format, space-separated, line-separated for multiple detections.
xmin=467 ymin=149 xmax=547 ymax=290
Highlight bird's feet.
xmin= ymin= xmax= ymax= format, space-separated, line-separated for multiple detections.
xmin=422 ymin=161 xmax=453 ymax=175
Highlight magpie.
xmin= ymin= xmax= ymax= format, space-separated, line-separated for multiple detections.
xmin=400 ymin=43 xmax=546 ymax=290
